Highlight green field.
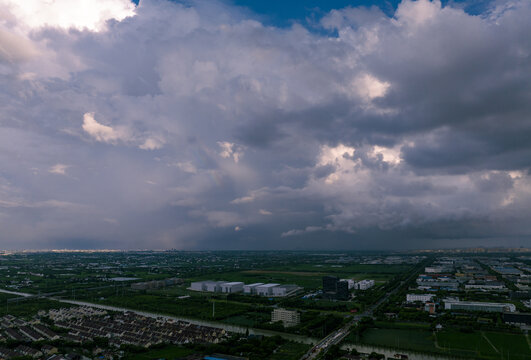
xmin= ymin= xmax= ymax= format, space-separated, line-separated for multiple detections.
xmin=0 ymin=297 xmax=71 ymax=318
xmin=356 ymin=328 xmax=436 ymax=353
xmin=436 ymin=330 xmax=531 ymax=360
xmin=348 ymin=326 xmax=531 ymax=360
xmin=123 ymin=345 xmax=194 ymax=359
xmin=267 ymin=342 xmax=310 ymax=360
xmin=96 ymin=294 xmax=254 ymax=321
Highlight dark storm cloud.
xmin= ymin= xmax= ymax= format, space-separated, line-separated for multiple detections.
xmin=0 ymin=0 xmax=530 ymax=249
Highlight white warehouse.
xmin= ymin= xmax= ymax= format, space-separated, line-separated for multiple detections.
xmin=190 ymin=280 xmax=300 ymax=297
xmin=220 ymin=282 xmax=244 ymax=293
xmin=243 ymin=283 xmax=264 ymax=294
xmin=256 ymin=283 xmax=280 ymax=296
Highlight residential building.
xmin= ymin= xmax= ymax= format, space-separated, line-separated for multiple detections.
xmin=271 ymin=308 xmax=300 ymax=327
xmin=354 ymin=280 xmax=375 ymax=290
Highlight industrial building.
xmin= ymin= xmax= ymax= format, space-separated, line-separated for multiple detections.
xmin=256 ymin=283 xmax=280 ymax=296
xmin=406 ymin=294 xmax=435 ymax=303
xmin=416 ymin=275 xmax=459 ymax=291
xmin=191 ymin=281 xmax=300 ymax=297
xmin=464 ymin=281 xmax=506 ymax=290
xmin=220 ymin=282 xmax=244 ymax=293
xmin=190 ymin=281 xmax=228 ymax=293
xmin=243 ymin=283 xmax=263 ymax=294
xmin=271 ymin=308 xmax=300 ymax=327
xmin=444 ymin=298 xmax=516 ymax=313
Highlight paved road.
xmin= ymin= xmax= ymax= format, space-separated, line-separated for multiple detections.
xmin=299 ymin=263 xmax=425 ymax=360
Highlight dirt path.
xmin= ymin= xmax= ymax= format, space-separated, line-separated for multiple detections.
xmin=242 ymin=270 xmax=326 ymax=276
xmin=481 ymin=331 xmax=499 ymax=354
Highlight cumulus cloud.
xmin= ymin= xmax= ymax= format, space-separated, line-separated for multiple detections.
xmin=0 ymin=0 xmax=530 ymax=249
xmin=218 ymin=141 xmax=244 ymax=163
xmin=82 ymin=112 xmax=126 ymax=144
xmin=1 ymin=0 xmax=135 ymax=32
xmin=139 ymin=137 xmax=164 ymax=150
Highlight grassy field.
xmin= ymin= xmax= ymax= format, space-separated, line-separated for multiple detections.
xmin=267 ymin=342 xmax=310 ymax=360
xmin=123 ymin=345 xmax=194 ymax=359
xmin=348 ymin=326 xmax=531 ymax=360
xmin=273 ymin=263 xmax=413 ymax=274
xmin=97 ymin=294 xmax=254 ymax=321
xmin=436 ymin=330 xmax=531 ymax=360
xmin=357 ymin=328 xmax=436 ymax=353
xmin=0 ymin=297 xmax=71 ymax=318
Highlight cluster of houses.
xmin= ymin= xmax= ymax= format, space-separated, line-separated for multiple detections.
xmin=190 ymin=281 xmax=301 ymax=297
xmin=0 ymin=315 xmax=61 ymax=359
xmin=0 ymin=307 xmax=230 ymax=359
xmin=54 ymin=310 xmax=228 ymax=348
xmin=47 ymin=306 xmax=107 ymax=321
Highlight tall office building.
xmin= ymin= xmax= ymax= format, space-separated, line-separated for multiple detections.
xmin=323 ymin=276 xmax=339 ymax=293
xmin=336 ymin=280 xmax=350 ymax=300
xmin=322 ymin=276 xmax=350 ymax=300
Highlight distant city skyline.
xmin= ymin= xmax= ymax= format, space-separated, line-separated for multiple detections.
xmin=0 ymin=0 xmax=530 ymax=250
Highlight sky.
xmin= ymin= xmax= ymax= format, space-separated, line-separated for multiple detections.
xmin=0 ymin=0 xmax=530 ymax=250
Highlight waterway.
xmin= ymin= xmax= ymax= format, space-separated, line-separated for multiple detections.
xmin=0 ymin=288 xmax=463 ymax=359
xmin=341 ymin=343 xmax=464 ymax=360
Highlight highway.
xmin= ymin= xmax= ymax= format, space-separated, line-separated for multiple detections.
xmin=299 ymin=262 xmax=426 ymax=360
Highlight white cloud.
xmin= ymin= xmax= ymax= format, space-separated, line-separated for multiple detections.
xmin=82 ymin=112 xmax=125 ymax=144
xmin=259 ymin=209 xmax=272 ymax=215
xmin=139 ymin=137 xmax=164 ymax=150
xmin=49 ymin=163 xmax=69 ymax=175
xmin=371 ymin=145 xmax=402 ymax=165
xmin=0 ymin=26 xmax=38 ymax=63
xmin=231 ymin=195 xmax=255 ymax=204
xmin=218 ymin=141 xmax=244 ymax=163
xmin=1 ymin=0 xmax=136 ymax=32
xmin=353 ymin=73 xmax=390 ymax=101
xmin=281 ymin=226 xmax=323 ymax=237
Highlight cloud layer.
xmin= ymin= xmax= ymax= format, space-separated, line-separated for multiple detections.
xmin=0 ymin=0 xmax=530 ymax=249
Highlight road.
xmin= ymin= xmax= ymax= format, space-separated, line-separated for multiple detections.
xmin=299 ymin=263 xmax=426 ymax=360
